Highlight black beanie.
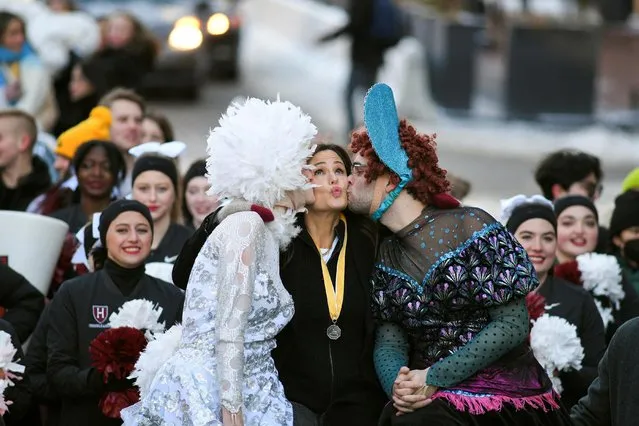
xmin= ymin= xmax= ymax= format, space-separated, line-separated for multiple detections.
xmin=506 ymin=203 xmax=557 ymax=234
xmin=610 ymin=190 xmax=639 ymax=237
xmin=99 ymin=199 xmax=154 ymax=246
xmin=132 ymin=155 xmax=179 ymax=190
xmin=554 ymin=195 xmax=598 ymax=222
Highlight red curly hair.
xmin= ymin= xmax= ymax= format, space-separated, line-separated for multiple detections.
xmin=350 ymin=120 xmax=457 ymax=207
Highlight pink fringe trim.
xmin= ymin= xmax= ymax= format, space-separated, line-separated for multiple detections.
xmin=432 ymin=390 xmax=560 ymax=415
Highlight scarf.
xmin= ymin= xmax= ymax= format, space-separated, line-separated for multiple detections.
xmin=0 ymin=43 xmax=36 ymax=91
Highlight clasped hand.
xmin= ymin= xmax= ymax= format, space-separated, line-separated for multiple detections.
xmin=392 ymin=366 xmax=438 ymax=416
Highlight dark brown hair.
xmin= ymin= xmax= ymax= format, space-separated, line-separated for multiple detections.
xmin=144 ymin=111 xmax=175 ymax=142
xmin=0 ymin=11 xmax=25 ymax=44
xmin=309 ymin=143 xmax=353 ymax=173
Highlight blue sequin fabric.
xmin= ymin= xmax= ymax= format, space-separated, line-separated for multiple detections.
xmin=371 ymin=206 xmax=539 ymax=369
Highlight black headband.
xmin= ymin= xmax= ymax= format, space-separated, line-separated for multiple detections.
xmin=99 ymin=199 xmax=154 ymax=246
xmin=554 ymin=195 xmax=598 ymax=221
xmin=132 ymin=155 xmax=179 ymax=190
xmin=183 ymin=159 xmax=207 ymax=187
xmin=506 ymin=203 xmax=557 ymax=234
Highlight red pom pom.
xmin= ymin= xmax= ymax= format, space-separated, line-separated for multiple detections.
xmin=554 ymin=260 xmax=583 ymax=286
xmin=74 ymin=264 xmax=89 ymax=275
xmin=90 ymin=327 xmax=148 ymax=418
xmin=430 ymin=193 xmax=461 ymax=209
xmin=99 ymin=388 xmax=140 ymax=418
xmin=525 ymin=291 xmax=546 ymax=321
xmin=50 ymin=233 xmax=79 ymax=294
xmin=250 ymin=205 xmax=274 ymax=222
xmin=89 ymin=327 xmax=148 ymax=382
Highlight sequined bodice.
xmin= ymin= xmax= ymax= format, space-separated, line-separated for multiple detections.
xmin=372 ymin=207 xmax=538 ymax=368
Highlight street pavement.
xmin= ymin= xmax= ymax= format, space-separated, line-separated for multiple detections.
xmin=150 ymin=20 xmax=635 ymax=222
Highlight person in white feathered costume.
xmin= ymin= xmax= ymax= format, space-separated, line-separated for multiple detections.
xmin=120 ymin=96 xmax=317 ymax=426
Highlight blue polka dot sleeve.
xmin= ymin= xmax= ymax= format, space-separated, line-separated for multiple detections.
xmin=426 ymin=298 xmax=530 ymax=388
xmin=374 ymin=322 xmax=410 ymax=397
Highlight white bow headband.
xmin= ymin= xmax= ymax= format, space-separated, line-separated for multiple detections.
xmin=129 ymin=141 xmax=187 ymax=159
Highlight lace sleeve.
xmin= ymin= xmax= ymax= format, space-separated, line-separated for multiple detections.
xmin=374 ymin=322 xmax=410 ymax=397
xmin=214 ymin=211 xmax=265 ymax=413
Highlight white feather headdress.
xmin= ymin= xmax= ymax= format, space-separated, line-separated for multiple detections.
xmin=206 ymin=96 xmax=317 ymax=208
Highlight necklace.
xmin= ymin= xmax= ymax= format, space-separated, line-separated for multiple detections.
xmin=318 ymin=213 xmax=347 ymax=340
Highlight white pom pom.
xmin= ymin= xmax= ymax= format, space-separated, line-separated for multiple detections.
xmin=108 ymin=299 xmax=166 ymax=339
xmin=577 ymin=253 xmax=625 ymax=308
xmin=129 ymin=324 xmax=183 ymax=399
xmin=0 ymin=331 xmax=25 ymax=379
xmin=0 ymin=380 xmax=10 ymax=415
xmin=530 ymin=314 xmax=585 ymax=394
xmin=0 ymin=330 xmax=25 ymax=414
xmin=549 ymin=374 xmax=563 ymax=395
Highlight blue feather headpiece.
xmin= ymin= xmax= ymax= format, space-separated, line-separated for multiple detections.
xmin=363 ymin=83 xmax=413 ymax=221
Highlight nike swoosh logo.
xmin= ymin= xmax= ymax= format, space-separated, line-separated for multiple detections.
xmin=164 ymin=255 xmax=178 ymax=263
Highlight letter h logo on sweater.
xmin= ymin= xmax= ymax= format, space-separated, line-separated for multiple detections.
xmin=90 ymin=305 xmax=110 ymax=328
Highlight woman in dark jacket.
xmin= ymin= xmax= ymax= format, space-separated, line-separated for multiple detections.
xmin=46 ymin=200 xmax=184 ymax=426
xmin=273 ymin=144 xmax=386 ymax=426
xmin=502 ymin=195 xmax=606 ymax=409
xmin=53 ymin=58 xmax=111 ymax=136
xmin=552 ymin=195 xmax=639 ymax=342
xmin=91 ymin=12 xmax=157 ymax=92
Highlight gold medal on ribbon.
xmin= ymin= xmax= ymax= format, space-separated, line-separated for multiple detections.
xmin=318 ymin=214 xmax=347 ymax=340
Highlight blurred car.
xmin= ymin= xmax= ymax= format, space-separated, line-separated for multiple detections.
xmin=78 ymin=0 xmax=242 ymax=99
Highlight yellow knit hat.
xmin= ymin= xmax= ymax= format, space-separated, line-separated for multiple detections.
xmin=56 ymin=106 xmax=112 ymax=159
xmin=622 ymin=167 xmax=639 ymax=193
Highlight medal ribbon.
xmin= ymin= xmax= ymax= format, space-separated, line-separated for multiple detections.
xmin=318 ymin=214 xmax=348 ymax=323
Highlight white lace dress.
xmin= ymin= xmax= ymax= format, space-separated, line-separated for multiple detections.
xmin=121 ymin=211 xmax=294 ymax=425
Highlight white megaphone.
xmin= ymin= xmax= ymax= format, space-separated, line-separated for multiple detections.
xmin=0 ymin=211 xmax=69 ymax=296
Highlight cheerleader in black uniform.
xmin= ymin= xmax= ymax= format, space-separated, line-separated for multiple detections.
xmin=46 ymin=199 xmax=184 ymax=426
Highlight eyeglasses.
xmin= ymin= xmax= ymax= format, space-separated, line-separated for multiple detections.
xmin=580 ymin=181 xmax=603 ymax=199
xmin=351 ymin=163 xmax=368 ymax=177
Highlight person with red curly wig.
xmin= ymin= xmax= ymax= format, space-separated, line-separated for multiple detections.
xmin=347 ymin=84 xmax=571 ymax=425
